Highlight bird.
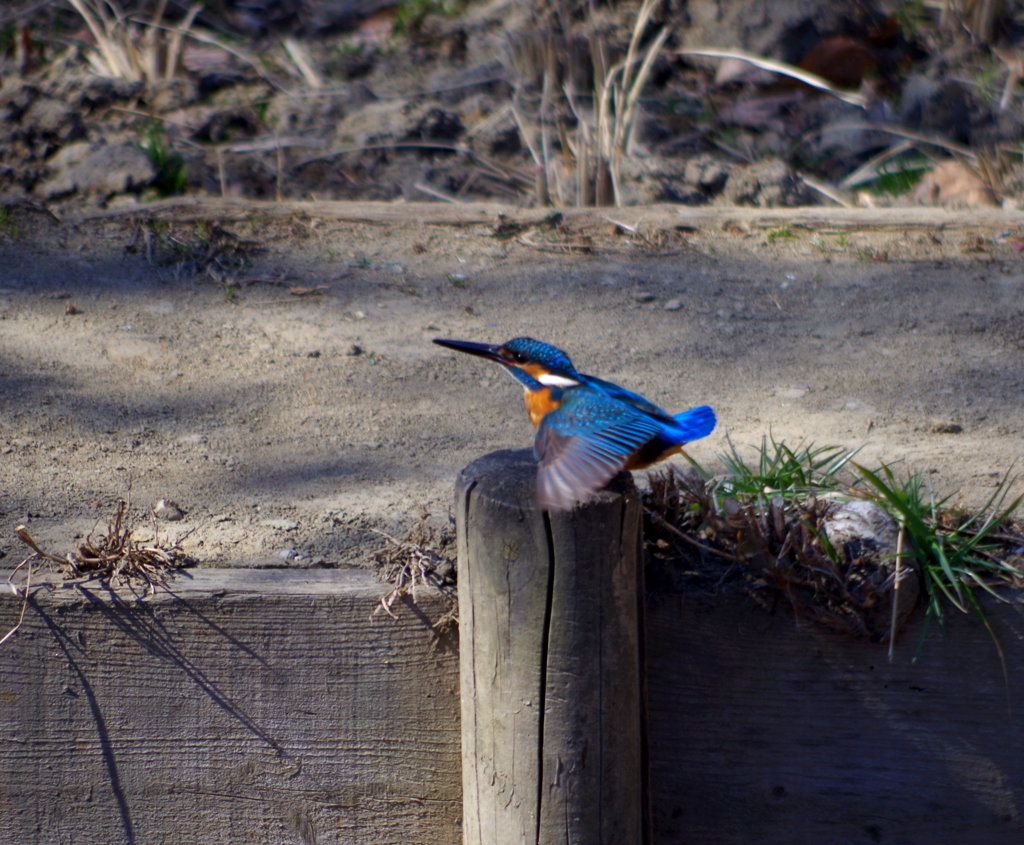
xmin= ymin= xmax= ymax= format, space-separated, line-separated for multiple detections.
xmin=433 ymin=336 xmax=715 ymax=511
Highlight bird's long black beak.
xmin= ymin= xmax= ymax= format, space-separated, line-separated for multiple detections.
xmin=433 ymin=338 xmax=505 ymax=363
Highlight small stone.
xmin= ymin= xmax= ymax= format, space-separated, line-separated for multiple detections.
xmin=24 ymin=96 xmax=84 ymax=142
xmin=823 ymin=499 xmax=920 ymax=641
xmin=633 ymin=292 xmax=656 ymax=303
xmin=663 ymin=298 xmax=683 ymax=311
xmin=346 ymin=344 xmax=363 ymax=356
xmin=274 ymin=548 xmax=297 ymax=561
xmin=261 ymin=518 xmax=299 ymax=531
xmin=931 ymin=422 xmax=963 ymax=434
xmin=39 ymin=143 xmax=156 ymax=200
xmin=683 ymin=155 xmax=730 ymax=192
xmin=153 ymin=499 xmax=185 ymax=521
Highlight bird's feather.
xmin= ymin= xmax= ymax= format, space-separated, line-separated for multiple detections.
xmin=670 ymin=405 xmax=716 ymax=442
xmin=625 ymin=405 xmax=717 ymax=469
xmin=579 ymin=373 xmax=678 ymax=425
xmin=534 ymin=387 xmax=663 ymax=511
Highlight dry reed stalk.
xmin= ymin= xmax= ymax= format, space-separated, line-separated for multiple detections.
xmin=66 ymin=0 xmax=202 ymax=84
xmin=593 ymin=0 xmax=671 ymax=206
xmin=680 ymin=47 xmax=869 ymax=108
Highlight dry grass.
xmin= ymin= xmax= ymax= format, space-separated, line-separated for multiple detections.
xmin=644 ymin=444 xmax=1024 ymax=653
xmin=370 ymin=511 xmax=457 ymax=631
xmin=67 ymin=0 xmax=202 ymax=84
xmin=594 ymin=0 xmax=671 ymax=206
xmin=14 ymin=498 xmax=191 ymax=586
xmin=3 ymin=497 xmax=192 ymax=647
xmin=67 ymin=0 xmax=290 ymax=94
xmin=643 ymin=466 xmax=919 ymax=643
xmin=508 ymin=0 xmax=672 ymax=207
xmin=129 ymin=219 xmax=265 ymax=283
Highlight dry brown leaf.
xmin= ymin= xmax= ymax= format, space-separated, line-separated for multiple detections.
xmin=288 ymin=284 xmax=329 ymax=297
xmin=911 ymin=161 xmax=999 ymax=208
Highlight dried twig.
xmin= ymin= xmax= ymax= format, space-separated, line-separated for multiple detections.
xmin=414 ymin=182 xmax=464 ymax=203
xmin=1 ymin=557 xmax=33 ymax=648
xmin=797 ymin=172 xmax=854 ymax=207
xmin=282 ymin=37 xmax=323 ymax=88
xmin=824 ymin=123 xmax=976 ymax=161
xmin=839 ymin=141 xmax=917 ymax=190
xmin=888 ymin=523 xmax=907 ymax=662
xmin=369 ymin=512 xmax=455 ymax=623
xmin=12 ymin=502 xmax=190 ymax=596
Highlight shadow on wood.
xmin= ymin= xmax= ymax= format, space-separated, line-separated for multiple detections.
xmin=6 ymin=491 xmax=1024 ymax=844
xmin=646 ymin=589 xmax=1024 ymax=844
xmin=0 ymin=569 xmax=461 ymax=845
xmin=456 ymin=449 xmax=645 ymax=845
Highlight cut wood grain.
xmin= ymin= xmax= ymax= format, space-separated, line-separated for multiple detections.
xmin=456 ymin=449 xmax=645 ymax=845
xmin=0 ymin=569 xmax=461 ymax=845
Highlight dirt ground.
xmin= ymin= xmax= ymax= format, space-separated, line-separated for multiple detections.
xmin=1 ymin=199 xmax=1023 ymax=570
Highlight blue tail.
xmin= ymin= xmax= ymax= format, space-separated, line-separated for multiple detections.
xmin=671 ymin=405 xmax=716 ymax=442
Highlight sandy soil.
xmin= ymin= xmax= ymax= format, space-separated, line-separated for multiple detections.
xmin=1 ymin=199 xmax=1023 ymax=569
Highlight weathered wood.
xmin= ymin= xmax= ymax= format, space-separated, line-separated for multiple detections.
xmin=647 ymin=590 xmax=1024 ymax=844
xmin=0 ymin=569 xmax=461 ymax=845
xmin=456 ymin=449 xmax=644 ymax=845
xmin=64 ymin=196 xmax=1024 ymax=232
xmin=8 ymin=534 xmax=1024 ymax=844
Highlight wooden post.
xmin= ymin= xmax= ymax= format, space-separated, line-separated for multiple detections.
xmin=456 ymin=449 xmax=646 ymax=845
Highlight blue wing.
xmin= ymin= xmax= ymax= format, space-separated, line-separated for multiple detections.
xmin=579 ymin=373 xmax=677 ymax=424
xmin=581 ymin=374 xmax=716 ymax=442
xmin=533 ymin=387 xmax=663 ymax=511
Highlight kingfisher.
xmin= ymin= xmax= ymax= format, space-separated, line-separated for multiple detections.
xmin=433 ymin=336 xmax=716 ymax=511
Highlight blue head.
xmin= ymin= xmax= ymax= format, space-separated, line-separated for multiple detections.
xmin=433 ymin=336 xmax=580 ymax=390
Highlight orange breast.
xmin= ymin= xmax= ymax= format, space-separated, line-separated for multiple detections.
xmin=624 ymin=442 xmax=684 ymax=470
xmin=524 ymin=387 xmax=560 ymax=428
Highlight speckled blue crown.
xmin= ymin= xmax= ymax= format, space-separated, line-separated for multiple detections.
xmin=503 ymin=337 xmax=577 ymax=374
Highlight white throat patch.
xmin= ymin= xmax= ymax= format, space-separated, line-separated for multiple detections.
xmin=537 ymin=373 xmax=580 ymax=387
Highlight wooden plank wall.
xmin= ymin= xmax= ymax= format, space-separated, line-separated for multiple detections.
xmin=4 ymin=569 xmax=1024 ymax=844
xmin=646 ymin=591 xmax=1024 ymax=845
xmin=0 ymin=570 xmax=462 ymax=845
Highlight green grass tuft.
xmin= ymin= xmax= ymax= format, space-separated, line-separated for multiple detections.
xmin=0 ymin=206 xmax=19 ymax=239
xmin=853 ymin=462 xmax=1023 ymax=622
xmin=142 ymin=121 xmax=186 ymax=197
xmin=654 ymin=436 xmax=1024 ymax=652
xmin=691 ymin=434 xmax=862 ymax=503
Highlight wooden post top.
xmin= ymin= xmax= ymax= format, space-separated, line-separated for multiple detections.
xmin=456 ymin=447 xmax=638 ymax=515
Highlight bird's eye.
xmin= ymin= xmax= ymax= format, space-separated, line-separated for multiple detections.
xmin=506 ymin=350 xmax=527 ymax=364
